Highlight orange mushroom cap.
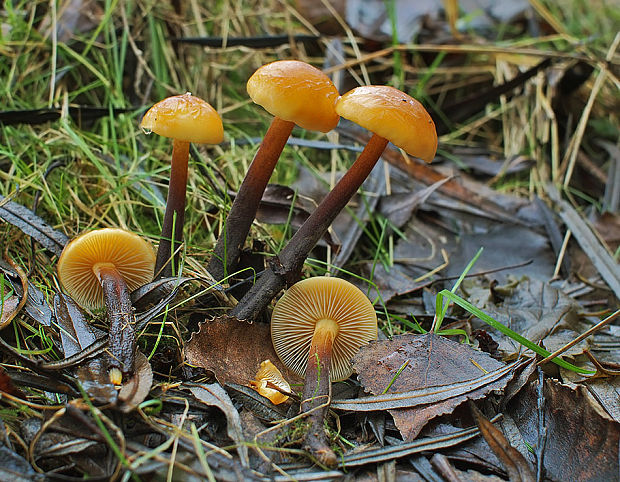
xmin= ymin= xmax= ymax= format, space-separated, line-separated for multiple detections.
xmin=271 ymin=277 xmax=378 ymax=381
xmin=247 ymin=60 xmax=340 ymax=133
xmin=335 ymin=85 xmax=437 ymax=163
xmin=57 ymin=228 xmax=156 ymax=310
xmin=249 ymin=359 xmax=290 ymax=405
xmin=140 ymin=93 xmax=224 ymax=144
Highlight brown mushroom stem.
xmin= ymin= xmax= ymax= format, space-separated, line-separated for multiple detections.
xmin=230 ymin=134 xmax=389 ymax=321
xmin=301 ymin=319 xmax=339 ymax=467
xmin=155 ymin=138 xmax=190 ymax=279
xmin=94 ymin=263 xmax=137 ymax=378
xmin=208 ymin=117 xmax=295 ymax=281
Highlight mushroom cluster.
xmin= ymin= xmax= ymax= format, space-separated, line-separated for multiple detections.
xmin=54 ymin=59 xmax=437 ymax=465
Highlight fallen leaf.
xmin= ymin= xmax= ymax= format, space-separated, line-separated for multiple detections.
xmin=255 ymin=184 xmax=339 ymax=251
xmin=0 ymin=195 xmax=68 ymax=256
xmin=0 ymin=295 xmax=19 ymax=329
xmin=469 ymin=403 xmax=535 ymax=481
xmin=0 ymin=445 xmax=45 ymax=482
xmin=54 ymin=293 xmax=116 ymax=404
xmin=118 ymin=351 xmax=153 ymax=412
xmin=187 ymin=383 xmax=250 ymax=467
xmin=349 ymin=333 xmax=517 ymax=440
xmin=185 ymin=316 xmax=302 ymax=387
xmin=0 ymin=366 xmax=24 ymax=398
xmin=507 ymin=377 xmax=620 ymax=481
xmin=0 ymin=260 xmax=52 ymax=326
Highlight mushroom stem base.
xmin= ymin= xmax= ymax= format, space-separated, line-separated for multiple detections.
xmin=95 ymin=264 xmax=137 ymax=379
xmin=301 ymin=321 xmax=338 ymax=467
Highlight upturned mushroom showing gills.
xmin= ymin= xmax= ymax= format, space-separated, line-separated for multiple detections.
xmin=271 ymin=276 xmax=377 ymax=466
xmin=230 ymin=85 xmax=437 ymax=322
xmin=141 ymin=93 xmax=223 ymax=280
xmin=57 ymin=228 xmax=155 ymax=383
xmin=207 ymin=60 xmax=340 ymax=281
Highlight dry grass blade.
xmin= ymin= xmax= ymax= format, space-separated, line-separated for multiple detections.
xmin=341 ymin=414 xmax=502 ymax=467
xmin=332 ymin=360 xmax=521 ymax=411
xmin=547 ymin=185 xmax=620 ymax=298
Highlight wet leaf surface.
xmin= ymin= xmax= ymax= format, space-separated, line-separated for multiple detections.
xmin=0 ymin=445 xmax=45 ymax=482
xmin=118 ymin=351 xmax=153 ymax=412
xmin=54 ymin=293 xmax=116 ymax=403
xmin=349 ymin=333 xmax=516 ymax=440
xmin=185 ymin=316 xmax=302 ymax=386
xmin=187 ymin=383 xmax=250 ymax=467
xmin=0 ymin=195 xmax=68 ymax=256
xmin=507 ymin=376 xmax=620 ymax=481
xmin=469 ymin=403 xmax=535 ymax=481
xmin=1 ymin=260 xmax=53 ymax=326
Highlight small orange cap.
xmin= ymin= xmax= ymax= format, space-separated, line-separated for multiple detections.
xmin=249 ymin=360 xmax=290 ymax=404
xmin=57 ymin=228 xmax=155 ymax=309
xmin=140 ymin=93 xmax=224 ymax=144
xmin=336 ymin=85 xmax=437 ymax=162
xmin=247 ymin=60 xmax=340 ymax=133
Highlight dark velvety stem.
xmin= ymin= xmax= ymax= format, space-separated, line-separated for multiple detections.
xmin=208 ymin=117 xmax=295 ymax=281
xmin=301 ymin=322 xmax=338 ymax=467
xmin=230 ymin=134 xmax=388 ymax=321
xmin=96 ymin=265 xmax=136 ymax=377
xmin=155 ymin=138 xmax=190 ymax=279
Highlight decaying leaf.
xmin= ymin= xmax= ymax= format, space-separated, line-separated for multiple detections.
xmin=0 ymin=445 xmax=45 ymax=482
xmin=118 ymin=351 xmax=153 ymax=412
xmin=467 ymin=278 xmax=586 ymax=360
xmin=0 ymin=259 xmax=52 ymax=327
xmin=255 ymin=184 xmax=339 ymax=251
xmin=349 ymin=333 xmax=518 ymax=440
xmin=0 ymin=366 xmax=24 ymax=398
xmin=469 ymin=403 xmax=535 ymax=481
xmin=185 ymin=316 xmax=302 ymax=386
xmin=507 ymin=376 xmax=620 ymax=481
xmin=187 ymin=383 xmax=250 ymax=467
xmin=0 ymin=295 xmax=19 ymax=329
xmin=54 ymin=293 xmax=116 ymax=404
xmin=0 ymin=195 xmax=68 ymax=256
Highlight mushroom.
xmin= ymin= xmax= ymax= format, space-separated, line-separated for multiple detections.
xmin=271 ymin=276 xmax=377 ymax=466
xmin=207 ymin=60 xmax=340 ymax=281
xmin=141 ymin=93 xmax=223 ymax=279
xmin=249 ymin=359 xmax=291 ymax=405
xmin=57 ymin=228 xmax=156 ymax=382
xmin=230 ymin=85 xmax=437 ymax=322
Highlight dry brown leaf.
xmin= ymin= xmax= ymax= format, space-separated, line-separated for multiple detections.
xmin=469 ymin=402 xmax=535 ymax=482
xmin=185 ymin=316 xmax=302 ymax=387
xmin=352 ymin=333 xmax=512 ymax=441
xmin=507 ymin=377 xmax=620 ymax=481
xmin=118 ymin=351 xmax=153 ymax=412
xmin=187 ymin=383 xmax=249 ymax=467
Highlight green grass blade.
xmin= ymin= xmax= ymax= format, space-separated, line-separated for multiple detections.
xmin=437 ymin=289 xmax=594 ymax=374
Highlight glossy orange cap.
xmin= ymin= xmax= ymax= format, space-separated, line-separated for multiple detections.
xmin=336 ymin=85 xmax=437 ymax=162
xmin=140 ymin=93 xmax=224 ymax=144
xmin=247 ymin=60 xmax=340 ymax=133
